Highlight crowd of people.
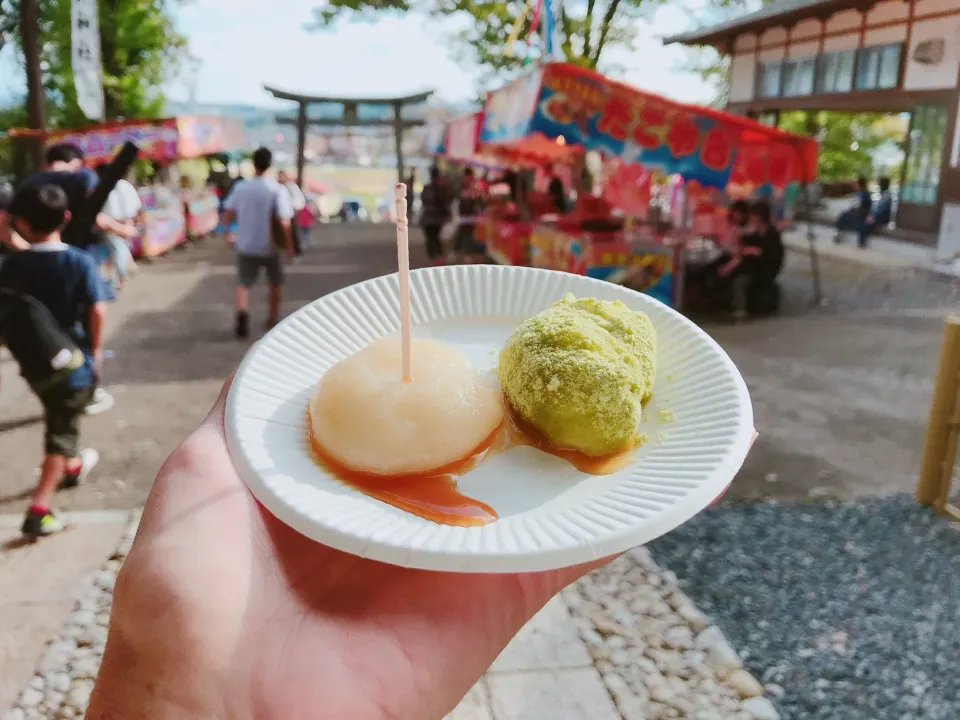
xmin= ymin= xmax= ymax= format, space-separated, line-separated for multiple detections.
xmin=417 ymin=163 xmax=569 ymax=266
xmin=0 ymin=142 xmax=125 ymax=536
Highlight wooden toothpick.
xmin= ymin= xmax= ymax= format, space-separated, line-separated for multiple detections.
xmin=395 ymin=183 xmax=412 ymax=383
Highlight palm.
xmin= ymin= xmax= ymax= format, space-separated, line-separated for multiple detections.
xmin=108 ymin=383 xmax=599 ymax=720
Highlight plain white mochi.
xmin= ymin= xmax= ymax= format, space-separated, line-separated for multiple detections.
xmin=309 ymin=337 xmax=504 ymax=476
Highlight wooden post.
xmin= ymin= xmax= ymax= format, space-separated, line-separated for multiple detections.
xmin=916 ymin=315 xmax=960 ymax=508
xmin=296 ymin=102 xmax=307 ymax=190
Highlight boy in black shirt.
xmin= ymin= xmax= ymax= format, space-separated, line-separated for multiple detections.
xmin=0 ymin=185 xmax=107 ymax=536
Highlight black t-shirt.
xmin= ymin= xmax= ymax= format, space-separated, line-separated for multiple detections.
xmin=742 ymin=226 xmax=784 ymax=280
xmin=21 ymin=169 xmax=100 ymax=248
xmin=420 ymin=182 xmax=450 ymax=227
xmin=0 ymin=244 xmax=105 ymax=387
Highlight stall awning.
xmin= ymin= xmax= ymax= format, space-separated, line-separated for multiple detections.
xmin=479 ymin=62 xmax=817 ymax=191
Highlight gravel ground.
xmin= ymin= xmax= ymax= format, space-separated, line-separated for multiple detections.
xmin=648 ymin=495 xmax=960 ymax=720
xmin=565 ymin=548 xmax=781 ymax=719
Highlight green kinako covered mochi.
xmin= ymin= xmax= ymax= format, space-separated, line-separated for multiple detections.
xmin=498 ymin=294 xmax=657 ymax=457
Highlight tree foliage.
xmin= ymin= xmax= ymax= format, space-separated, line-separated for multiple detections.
xmin=0 ymin=0 xmax=189 ymax=127
xmin=780 ymin=111 xmax=903 ymax=182
xmin=309 ymin=0 xmax=664 ymax=90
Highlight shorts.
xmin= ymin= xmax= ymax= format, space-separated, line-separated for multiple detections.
xmin=37 ymin=383 xmax=94 ymax=457
xmin=237 ymin=254 xmax=283 ymax=288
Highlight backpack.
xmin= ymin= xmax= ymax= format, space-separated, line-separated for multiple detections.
xmin=0 ymin=288 xmax=84 ymax=392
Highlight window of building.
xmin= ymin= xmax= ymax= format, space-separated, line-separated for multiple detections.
xmin=757 ymin=61 xmax=782 ymax=98
xmin=902 ymin=105 xmax=947 ymax=206
xmin=816 ymin=50 xmax=855 ymax=93
xmin=856 ymin=44 xmax=902 ymax=91
xmin=782 ymin=57 xmax=816 ymax=97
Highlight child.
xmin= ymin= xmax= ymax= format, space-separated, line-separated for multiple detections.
xmin=0 ymin=184 xmax=107 ymax=536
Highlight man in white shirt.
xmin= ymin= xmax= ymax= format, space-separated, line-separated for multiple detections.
xmin=222 ymin=148 xmax=294 ymax=338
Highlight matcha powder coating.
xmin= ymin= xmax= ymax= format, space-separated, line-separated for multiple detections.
xmin=498 ymin=294 xmax=657 ymax=457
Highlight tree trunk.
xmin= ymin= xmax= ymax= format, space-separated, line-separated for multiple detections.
xmin=20 ymin=0 xmax=45 ymax=170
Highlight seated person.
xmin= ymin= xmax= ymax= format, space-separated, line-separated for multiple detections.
xmin=683 ymin=200 xmax=750 ymax=311
xmin=724 ymin=199 xmax=784 ymax=317
xmin=834 ymin=176 xmax=872 ymax=248
xmin=869 ymin=176 xmax=893 ymax=232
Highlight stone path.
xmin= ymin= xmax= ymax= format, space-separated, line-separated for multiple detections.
xmin=0 ymin=512 xmax=128 ymax=713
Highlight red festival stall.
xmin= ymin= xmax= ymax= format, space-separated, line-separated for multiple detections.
xmin=46 ymin=116 xmax=244 ymax=257
xmin=475 ymin=62 xmax=817 ymax=308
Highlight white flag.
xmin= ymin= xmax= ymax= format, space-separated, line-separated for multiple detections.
xmin=72 ymin=0 xmax=104 ymax=120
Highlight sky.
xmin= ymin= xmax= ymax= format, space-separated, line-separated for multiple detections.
xmin=0 ymin=0 xmax=717 ymax=110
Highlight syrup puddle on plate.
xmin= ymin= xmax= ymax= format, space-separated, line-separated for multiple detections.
xmin=306 ymin=405 xmax=639 ymax=527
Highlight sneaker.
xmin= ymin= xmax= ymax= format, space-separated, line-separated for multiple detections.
xmin=59 ymin=448 xmax=99 ymax=490
xmin=84 ymin=388 xmax=115 ymax=416
xmin=21 ymin=509 xmax=66 ymax=537
xmin=235 ymin=310 xmax=250 ymax=339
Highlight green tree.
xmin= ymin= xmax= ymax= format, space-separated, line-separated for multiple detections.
xmin=1 ymin=0 xmax=189 ymax=128
xmin=779 ymin=110 xmax=903 ymax=182
xmin=682 ymin=0 xmax=769 ymax=107
xmin=309 ymin=0 xmax=664 ymax=89
xmin=0 ymin=104 xmax=32 ymax=181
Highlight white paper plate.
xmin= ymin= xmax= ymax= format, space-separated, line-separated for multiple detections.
xmin=226 ymin=265 xmax=753 ymax=573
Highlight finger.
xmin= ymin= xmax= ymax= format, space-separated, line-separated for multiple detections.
xmin=202 ymin=374 xmax=235 ymax=438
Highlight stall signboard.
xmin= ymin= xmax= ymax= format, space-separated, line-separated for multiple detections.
xmin=184 ymin=188 xmax=220 ymax=237
xmin=447 ymin=112 xmax=483 ymax=161
xmin=481 ymin=63 xmax=745 ymax=190
xmin=49 ymin=119 xmax=179 ymax=164
xmin=47 ymin=116 xmax=245 ymax=164
xmin=587 ymin=243 xmax=676 ymax=308
xmin=481 ymin=67 xmax=545 ymax=145
xmin=175 ymin=116 xmax=245 ymax=159
xmin=135 ymin=186 xmax=186 ymax=258
xmin=529 ymin=223 xmax=678 ymax=307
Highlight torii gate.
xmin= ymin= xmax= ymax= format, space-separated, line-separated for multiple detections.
xmin=263 ymin=85 xmax=434 ymax=190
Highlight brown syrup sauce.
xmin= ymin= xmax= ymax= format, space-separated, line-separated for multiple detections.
xmin=307 ymin=404 xmax=637 ymax=527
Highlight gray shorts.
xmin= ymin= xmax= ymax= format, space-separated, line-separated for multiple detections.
xmin=237 ymin=254 xmax=283 ymax=288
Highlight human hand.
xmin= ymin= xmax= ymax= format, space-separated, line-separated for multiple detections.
xmin=87 ymin=379 xmax=608 ymax=720
xmin=718 ymin=259 xmax=738 ymax=277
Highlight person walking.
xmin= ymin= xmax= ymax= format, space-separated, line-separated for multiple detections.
xmin=277 ymin=170 xmax=306 ymax=258
xmin=222 ymin=148 xmax=294 ymax=338
xmin=419 ymin=166 xmax=450 ymax=264
xmin=0 ymin=185 xmax=107 ymax=536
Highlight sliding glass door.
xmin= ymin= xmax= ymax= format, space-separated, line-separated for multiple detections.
xmin=898 ymin=104 xmax=948 ymax=233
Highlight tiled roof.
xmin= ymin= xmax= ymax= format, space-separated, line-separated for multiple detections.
xmin=664 ymin=0 xmax=843 ymax=46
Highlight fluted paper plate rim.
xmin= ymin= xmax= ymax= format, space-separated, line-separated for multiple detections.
xmin=225 ymin=265 xmax=753 ymax=573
